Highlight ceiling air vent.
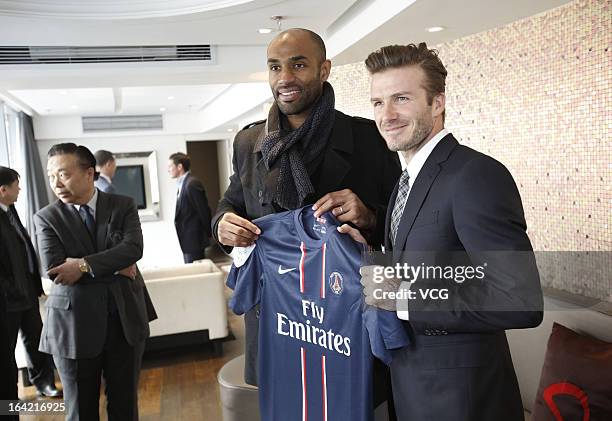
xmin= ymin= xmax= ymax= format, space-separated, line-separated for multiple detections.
xmin=82 ymin=115 xmax=163 ymax=132
xmin=0 ymin=45 xmax=214 ymax=65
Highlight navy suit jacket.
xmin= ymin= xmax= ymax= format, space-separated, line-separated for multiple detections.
xmin=385 ymin=133 xmax=543 ymax=421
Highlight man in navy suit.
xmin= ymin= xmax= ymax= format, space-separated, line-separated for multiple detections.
xmin=345 ymin=43 xmax=543 ymax=421
xmin=94 ymin=150 xmax=117 ymax=194
xmin=168 ymin=152 xmax=212 ymax=263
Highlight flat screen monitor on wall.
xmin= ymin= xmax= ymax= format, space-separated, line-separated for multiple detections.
xmin=113 ymin=165 xmax=147 ymax=209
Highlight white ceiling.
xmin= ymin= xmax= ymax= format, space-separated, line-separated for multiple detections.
xmin=0 ymin=0 xmax=573 ymax=133
xmin=11 ymin=84 xmax=231 ymax=115
xmin=0 ymin=0 xmax=256 ymax=19
xmin=333 ymin=0 xmax=573 ymax=64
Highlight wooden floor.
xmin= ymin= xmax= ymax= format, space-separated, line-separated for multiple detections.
xmin=18 ymin=288 xmax=245 ymax=421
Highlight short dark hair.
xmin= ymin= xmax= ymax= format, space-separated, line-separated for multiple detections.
xmin=169 ymin=152 xmax=191 ymax=172
xmin=94 ymin=149 xmax=115 ymax=167
xmin=365 ymin=43 xmax=447 ymax=119
xmin=0 ymin=166 xmax=19 ymax=188
xmin=48 ymin=143 xmax=98 ymax=180
xmin=275 ymin=28 xmax=327 ymax=63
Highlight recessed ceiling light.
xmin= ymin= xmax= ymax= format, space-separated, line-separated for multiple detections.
xmin=427 ymin=26 xmax=445 ymax=33
xmin=167 ymin=96 xmax=175 ymax=100
xmin=70 ymin=105 xmax=77 ymax=109
xmin=258 ymin=28 xmax=273 ymax=34
xmin=160 ymin=107 xmax=166 ymax=112
xmin=227 ymin=128 xmax=234 ymax=132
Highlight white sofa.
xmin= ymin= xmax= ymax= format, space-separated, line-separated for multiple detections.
xmin=141 ymin=259 xmax=229 ymax=349
xmin=507 ymin=291 xmax=612 ymax=420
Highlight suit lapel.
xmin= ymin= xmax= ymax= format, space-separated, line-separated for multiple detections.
xmin=95 ymin=191 xmax=112 ymax=252
xmin=392 ymin=134 xmax=458 ymax=262
xmin=316 ymin=111 xmax=352 ymax=195
xmin=57 ymin=201 xmax=96 ymax=254
xmin=253 ymin=122 xmax=278 ymax=205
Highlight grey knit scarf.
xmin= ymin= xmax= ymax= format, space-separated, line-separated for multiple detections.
xmin=261 ymin=82 xmax=335 ymax=210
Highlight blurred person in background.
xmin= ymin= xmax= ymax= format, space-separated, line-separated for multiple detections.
xmin=168 ymin=152 xmax=212 ymax=263
xmin=94 ymin=149 xmax=117 ymax=194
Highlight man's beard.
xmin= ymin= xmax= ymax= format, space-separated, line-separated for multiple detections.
xmin=385 ymin=113 xmax=434 ymax=152
xmin=274 ymin=80 xmax=322 ymax=116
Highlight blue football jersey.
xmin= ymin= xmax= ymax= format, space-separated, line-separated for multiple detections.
xmin=227 ymin=206 xmax=409 ymax=421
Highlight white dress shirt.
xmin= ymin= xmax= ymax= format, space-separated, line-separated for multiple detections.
xmin=73 ymin=188 xmax=98 ymax=219
xmin=176 ymin=171 xmax=190 ymax=198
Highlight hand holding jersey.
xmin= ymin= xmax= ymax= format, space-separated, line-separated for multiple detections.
xmin=312 ymin=188 xmax=377 ymax=235
xmin=219 ymin=187 xmax=376 ymax=248
xmin=217 ymin=212 xmax=261 ymax=247
xmin=360 ymin=266 xmax=401 ymax=311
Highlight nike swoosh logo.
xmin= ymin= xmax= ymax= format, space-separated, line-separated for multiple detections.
xmin=278 ymin=265 xmax=297 ymax=275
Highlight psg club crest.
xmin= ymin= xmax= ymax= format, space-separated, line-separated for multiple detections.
xmin=329 ymin=272 xmax=344 ymax=295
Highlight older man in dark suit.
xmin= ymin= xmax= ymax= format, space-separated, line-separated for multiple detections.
xmin=352 ymin=43 xmax=543 ymax=421
xmin=35 ymin=143 xmax=156 ymax=421
xmin=0 ymin=166 xmax=61 ymax=398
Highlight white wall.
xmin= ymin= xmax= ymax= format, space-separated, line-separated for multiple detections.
xmin=34 ymin=112 xmax=204 ymax=140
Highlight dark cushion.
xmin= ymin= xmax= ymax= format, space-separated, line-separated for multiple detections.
xmin=532 ymin=322 xmax=612 ymax=421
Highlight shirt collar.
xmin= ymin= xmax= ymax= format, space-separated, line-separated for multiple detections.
xmin=73 ymin=188 xmax=98 ymax=216
xmin=0 ymin=203 xmax=8 ymax=212
xmin=99 ymin=173 xmax=112 ymax=183
xmin=177 ymin=171 xmax=190 ymax=186
xmin=405 ymin=128 xmax=449 ymax=183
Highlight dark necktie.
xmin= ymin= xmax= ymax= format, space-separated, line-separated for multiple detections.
xmin=6 ymin=207 xmax=36 ymax=274
xmin=389 ymin=170 xmax=410 ymax=246
xmin=79 ymin=204 xmax=95 ymax=239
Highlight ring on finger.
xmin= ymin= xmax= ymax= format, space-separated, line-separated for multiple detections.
xmin=339 ymin=206 xmax=344 ymax=214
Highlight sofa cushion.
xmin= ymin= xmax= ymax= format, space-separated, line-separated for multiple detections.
xmin=532 ymin=322 xmax=612 ymax=421
xmin=141 ymin=259 xmax=216 ymax=280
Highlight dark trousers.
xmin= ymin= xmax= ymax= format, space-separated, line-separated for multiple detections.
xmin=183 ymin=250 xmax=205 ymax=264
xmin=7 ymin=304 xmax=56 ymax=389
xmin=53 ymin=312 xmax=145 ymax=421
xmin=373 ymin=357 xmax=397 ymax=421
xmin=0 ymin=294 xmax=18 ymax=420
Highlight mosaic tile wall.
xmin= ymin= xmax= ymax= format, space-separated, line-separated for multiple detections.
xmin=329 ymin=0 xmax=611 ymax=301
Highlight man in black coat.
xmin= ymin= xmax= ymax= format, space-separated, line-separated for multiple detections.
xmin=353 ymin=43 xmax=543 ymax=421
xmin=0 ymin=166 xmax=61 ymax=399
xmin=212 ymin=28 xmax=401 ymax=415
xmin=168 ymin=152 xmax=212 ymax=263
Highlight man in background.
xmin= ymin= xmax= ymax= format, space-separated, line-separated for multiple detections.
xmin=35 ymin=144 xmax=156 ymax=420
xmin=94 ymin=149 xmax=117 ymax=194
xmin=168 ymin=152 xmax=212 ymax=263
xmin=0 ymin=166 xmax=62 ymax=399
